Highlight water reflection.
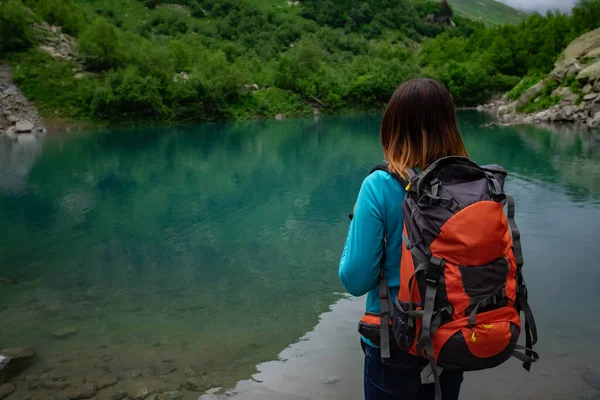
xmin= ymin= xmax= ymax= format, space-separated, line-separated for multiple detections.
xmin=0 ymin=113 xmax=599 ymax=400
xmin=0 ymin=134 xmax=44 ymax=194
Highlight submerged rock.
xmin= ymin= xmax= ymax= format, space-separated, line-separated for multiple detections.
xmin=185 ymin=375 xmax=212 ymax=392
xmin=157 ymin=391 xmax=182 ymax=400
xmin=0 ymin=383 xmax=15 ymax=399
xmin=53 ymin=327 xmax=79 ymax=339
xmin=183 ymin=366 xmax=196 ymax=377
xmin=0 ymin=347 xmax=35 ymax=384
xmin=583 ymin=370 xmax=600 ymax=390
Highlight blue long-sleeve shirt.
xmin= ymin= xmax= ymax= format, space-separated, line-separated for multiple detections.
xmin=339 ymin=170 xmax=407 ymax=347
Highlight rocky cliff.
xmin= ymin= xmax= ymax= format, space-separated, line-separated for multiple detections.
xmin=481 ymin=28 xmax=600 ymax=128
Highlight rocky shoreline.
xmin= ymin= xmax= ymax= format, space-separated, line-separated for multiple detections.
xmin=0 ymin=344 xmax=218 ymax=400
xmin=0 ymin=66 xmax=46 ymax=140
xmin=478 ymin=28 xmax=600 ymax=129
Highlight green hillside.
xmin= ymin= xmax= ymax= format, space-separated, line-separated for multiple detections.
xmin=450 ymin=0 xmax=528 ymax=25
xmin=1 ymin=0 xmax=598 ymax=126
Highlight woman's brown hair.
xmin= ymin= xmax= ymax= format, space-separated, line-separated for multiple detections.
xmin=380 ymin=78 xmax=468 ymax=178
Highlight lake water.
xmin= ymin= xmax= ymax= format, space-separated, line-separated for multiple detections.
xmin=1 ymin=112 xmax=599 ymax=400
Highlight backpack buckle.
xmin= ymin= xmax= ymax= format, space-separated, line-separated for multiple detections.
xmin=426 ymin=257 xmax=445 ymax=285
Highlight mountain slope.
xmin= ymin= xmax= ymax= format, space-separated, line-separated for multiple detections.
xmin=449 ymin=0 xmax=527 ymax=25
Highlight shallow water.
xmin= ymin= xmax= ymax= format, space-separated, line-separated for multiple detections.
xmin=1 ymin=112 xmax=600 ymax=399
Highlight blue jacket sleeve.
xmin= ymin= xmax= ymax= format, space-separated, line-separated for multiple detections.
xmin=338 ymin=174 xmax=384 ymax=297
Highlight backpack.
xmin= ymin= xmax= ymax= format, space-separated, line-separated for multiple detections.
xmin=354 ymin=156 xmax=538 ymax=399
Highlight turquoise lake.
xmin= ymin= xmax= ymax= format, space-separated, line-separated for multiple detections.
xmin=0 ymin=111 xmax=599 ymax=399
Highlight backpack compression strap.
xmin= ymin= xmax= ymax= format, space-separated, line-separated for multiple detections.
xmin=506 ymin=194 xmax=539 ymax=370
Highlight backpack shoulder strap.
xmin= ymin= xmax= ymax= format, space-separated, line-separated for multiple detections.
xmin=370 ymin=163 xmax=414 ymax=190
xmin=367 ymin=164 xmax=414 ymax=359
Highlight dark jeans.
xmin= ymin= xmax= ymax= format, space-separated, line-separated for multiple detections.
xmin=362 ymin=341 xmax=464 ymax=400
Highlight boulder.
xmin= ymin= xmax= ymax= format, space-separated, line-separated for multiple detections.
xmin=587 ymin=112 xmax=600 ymax=128
xmin=584 ymin=47 xmax=600 ymax=61
xmin=533 ymin=110 xmax=552 ymax=122
xmin=551 ymin=109 xmax=565 ymax=122
xmin=584 ymin=92 xmax=600 ymax=101
xmin=553 ymin=86 xmax=579 ymax=105
xmin=583 ymin=84 xmax=593 ymax=94
xmin=3 ymin=86 xmax=17 ymax=97
xmin=589 ymin=102 xmax=600 ymax=117
xmin=563 ymin=105 xmax=576 ymax=121
xmin=577 ymin=60 xmax=600 ymax=82
xmin=274 ymin=114 xmax=285 ymax=121
xmin=0 ymin=347 xmax=35 ymax=384
xmin=562 ymin=27 xmax=600 ymax=61
xmin=517 ymin=80 xmax=546 ymax=108
xmin=594 ymin=79 xmax=600 ymax=92
xmin=74 ymin=73 xmax=85 ymax=80
xmin=15 ymin=120 xmax=33 ymax=133
xmin=552 ymin=58 xmax=582 ymax=81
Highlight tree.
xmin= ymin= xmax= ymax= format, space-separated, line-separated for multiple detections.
xmin=78 ymin=18 xmax=124 ymax=71
xmin=0 ymin=0 xmax=36 ymax=53
xmin=438 ymin=0 xmax=453 ymax=18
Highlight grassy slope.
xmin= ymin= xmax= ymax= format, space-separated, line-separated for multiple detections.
xmin=236 ymin=0 xmax=526 ymax=26
xmin=449 ymin=0 xmax=527 ymax=25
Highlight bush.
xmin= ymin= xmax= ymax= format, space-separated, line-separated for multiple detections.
xmin=79 ymin=18 xmax=125 ymax=71
xmin=91 ymin=67 xmax=168 ymax=122
xmin=32 ymin=0 xmax=86 ymax=35
xmin=0 ymin=0 xmax=36 ymax=53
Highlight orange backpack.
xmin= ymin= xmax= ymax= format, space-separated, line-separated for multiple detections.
xmin=357 ymin=157 xmax=538 ymax=398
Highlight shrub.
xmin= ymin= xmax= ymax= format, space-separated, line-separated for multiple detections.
xmin=78 ymin=18 xmax=124 ymax=71
xmin=91 ymin=67 xmax=168 ymax=122
xmin=0 ymin=0 xmax=36 ymax=53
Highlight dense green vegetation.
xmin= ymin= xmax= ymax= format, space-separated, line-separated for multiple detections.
xmin=1 ymin=0 xmax=599 ymax=126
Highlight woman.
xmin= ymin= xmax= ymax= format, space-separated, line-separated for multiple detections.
xmin=339 ymin=78 xmax=468 ymax=400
